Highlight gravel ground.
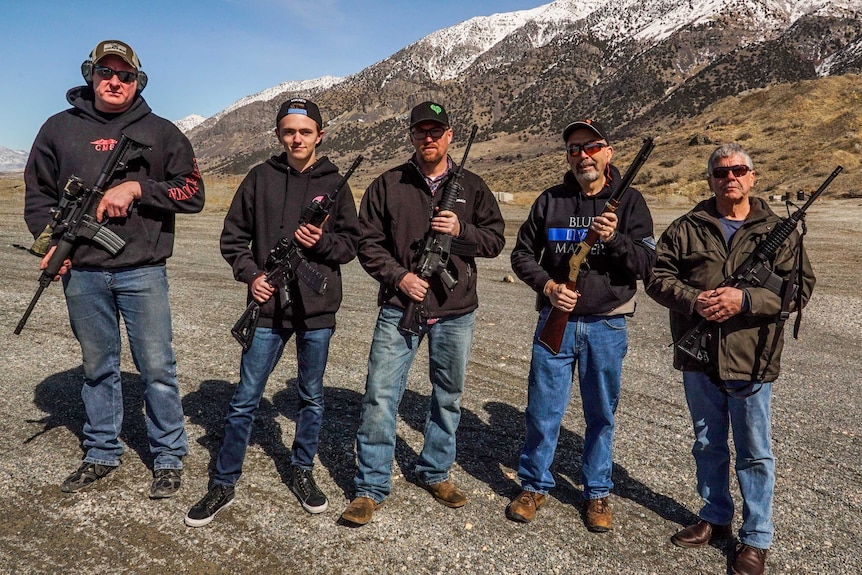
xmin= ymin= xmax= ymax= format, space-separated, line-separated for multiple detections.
xmin=0 ymin=196 xmax=860 ymax=575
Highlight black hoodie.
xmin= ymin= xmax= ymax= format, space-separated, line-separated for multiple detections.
xmin=24 ymin=86 xmax=205 ymax=268
xmin=511 ymin=166 xmax=656 ymax=316
xmin=220 ymin=154 xmax=360 ymax=330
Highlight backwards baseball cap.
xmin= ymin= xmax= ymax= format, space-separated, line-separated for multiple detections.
xmin=409 ymin=101 xmax=450 ymax=128
xmin=91 ymin=40 xmax=141 ymax=70
xmin=562 ymin=119 xmax=610 ymax=143
xmin=276 ymin=98 xmax=323 ymax=129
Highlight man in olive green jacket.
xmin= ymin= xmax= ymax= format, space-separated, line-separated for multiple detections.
xmin=646 ymin=143 xmax=815 ymax=575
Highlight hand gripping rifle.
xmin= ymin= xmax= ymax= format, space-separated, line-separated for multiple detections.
xmin=398 ymin=124 xmax=479 ymax=336
xmin=676 ymin=165 xmax=842 ymax=364
xmin=14 ymin=133 xmax=149 ymax=335
xmin=537 ymin=137 xmax=655 ymax=354
xmin=231 ymin=155 xmax=363 ymax=350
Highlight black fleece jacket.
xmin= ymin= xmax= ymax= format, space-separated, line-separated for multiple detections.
xmin=220 ymin=154 xmax=360 ymax=330
xmin=358 ymin=156 xmax=505 ymax=317
xmin=24 ymin=86 xmax=204 ymax=268
xmin=511 ymin=166 xmax=656 ymax=316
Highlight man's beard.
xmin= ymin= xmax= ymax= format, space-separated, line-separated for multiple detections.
xmin=576 ymin=164 xmax=600 ymax=183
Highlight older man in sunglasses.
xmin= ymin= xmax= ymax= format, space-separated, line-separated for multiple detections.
xmin=24 ymin=39 xmax=204 ymax=498
xmin=646 ymin=143 xmax=815 ymax=575
xmin=508 ymin=120 xmax=655 ymax=531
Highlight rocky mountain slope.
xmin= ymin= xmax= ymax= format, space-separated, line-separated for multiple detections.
xmin=187 ymin=0 xmax=862 ymax=182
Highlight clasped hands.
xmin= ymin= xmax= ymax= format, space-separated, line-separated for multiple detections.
xmin=694 ymin=286 xmax=745 ymax=323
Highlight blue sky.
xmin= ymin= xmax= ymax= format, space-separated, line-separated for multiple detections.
xmin=0 ymin=0 xmax=545 ymax=151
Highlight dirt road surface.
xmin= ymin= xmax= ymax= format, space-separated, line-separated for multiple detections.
xmin=1 ymin=194 xmax=860 ymax=574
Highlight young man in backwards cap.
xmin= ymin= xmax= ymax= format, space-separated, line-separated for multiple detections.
xmin=185 ymin=98 xmax=359 ymax=526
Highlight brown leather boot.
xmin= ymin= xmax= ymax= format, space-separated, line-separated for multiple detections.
xmin=340 ymin=497 xmax=380 ymax=526
xmin=505 ymin=490 xmax=547 ymax=523
xmin=584 ymin=497 xmax=612 ymax=532
xmin=418 ymin=480 xmax=467 ymax=508
xmin=671 ymin=520 xmax=734 ymax=548
xmin=732 ymin=544 xmax=768 ymax=575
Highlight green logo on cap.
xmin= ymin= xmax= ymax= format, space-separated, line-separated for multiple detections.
xmin=430 ymin=104 xmax=442 ymax=115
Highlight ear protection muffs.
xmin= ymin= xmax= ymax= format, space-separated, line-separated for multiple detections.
xmin=81 ymin=48 xmax=148 ymax=92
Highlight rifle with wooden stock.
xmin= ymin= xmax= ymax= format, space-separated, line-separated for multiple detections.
xmin=231 ymin=155 xmax=363 ymax=350
xmin=676 ymin=165 xmax=842 ymax=364
xmin=398 ymin=124 xmax=478 ymax=336
xmin=537 ymin=137 xmax=655 ymax=354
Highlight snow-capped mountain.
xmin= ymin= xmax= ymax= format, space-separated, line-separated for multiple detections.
xmin=379 ymin=0 xmax=860 ymax=81
xmin=174 ymin=76 xmax=344 ymax=136
xmin=188 ymin=0 xmax=862 ymax=174
xmin=175 ymin=114 xmax=206 ymax=133
xmin=0 ymin=146 xmax=28 ymax=172
xmin=211 ymin=75 xmax=344 ymax=122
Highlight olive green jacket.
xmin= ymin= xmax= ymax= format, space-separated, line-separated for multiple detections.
xmin=646 ymin=196 xmax=815 ymax=382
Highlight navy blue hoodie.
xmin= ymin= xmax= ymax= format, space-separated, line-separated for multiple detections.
xmin=24 ymin=86 xmax=205 ymax=268
xmin=511 ymin=166 xmax=655 ymax=316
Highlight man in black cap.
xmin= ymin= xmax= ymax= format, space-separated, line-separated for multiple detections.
xmin=185 ymin=97 xmax=360 ymax=527
xmin=24 ymin=39 xmax=204 ymax=499
xmin=340 ymin=101 xmax=505 ymax=525
xmin=507 ymin=119 xmax=655 ymax=531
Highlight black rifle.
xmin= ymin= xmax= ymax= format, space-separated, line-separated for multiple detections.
xmin=231 ymin=155 xmax=363 ymax=350
xmin=398 ymin=124 xmax=478 ymax=336
xmin=537 ymin=137 xmax=655 ymax=354
xmin=677 ymin=165 xmax=842 ymax=363
xmin=15 ymin=133 xmax=149 ymax=335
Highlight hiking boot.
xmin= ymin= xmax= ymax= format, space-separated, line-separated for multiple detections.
xmin=185 ymin=484 xmax=235 ymax=527
xmin=61 ymin=461 xmax=118 ymax=493
xmin=506 ymin=490 xmax=547 ymax=523
xmin=149 ymin=468 xmax=182 ymax=499
xmin=340 ymin=497 xmax=380 ymax=526
xmin=584 ymin=497 xmax=612 ymax=532
xmin=289 ymin=466 xmax=329 ymax=514
xmin=418 ymin=479 xmax=467 ymax=508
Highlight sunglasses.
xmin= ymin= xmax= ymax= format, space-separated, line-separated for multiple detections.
xmin=567 ymin=142 xmax=607 ymax=156
xmin=93 ymin=65 xmax=138 ymax=84
xmin=410 ymin=127 xmax=447 ymax=140
xmin=711 ymin=165 xmax=752 ymax=179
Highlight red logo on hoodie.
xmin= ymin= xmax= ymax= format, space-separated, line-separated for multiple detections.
xmin=91 ymin=138 xmax=117 ymax=152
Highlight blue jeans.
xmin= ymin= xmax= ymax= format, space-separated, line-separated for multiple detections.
xmin=683 ymin=371 xmax=774 ymax=549
xmin=62 ymin=266 xmax=187 ymax=470
xmin=353 ymin=306 xmax=475 ymax=503
xmin=213 ymin=326 xmax=332 ymax=486
xmin=518 ymin=309 xmax=627 ymax=500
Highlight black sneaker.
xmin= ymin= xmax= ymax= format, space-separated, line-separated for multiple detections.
xmin=185 ymin=484 xmax=235 ymax=527
xmin=289 ymin=466 xmax=328 ymax=514
xmin=150 ymin=468 xmax=182 ymax=499
xmin=61 ymin=461 xmax=118 ymax=493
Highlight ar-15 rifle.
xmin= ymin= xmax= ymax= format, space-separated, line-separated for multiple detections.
xmin=676 ymin=165 xmax=842 ymax=364
xmin=231 ymin=155 xmax=363 ymax=350
xmin=15 ymin=133 xmax=149 ymax=335
xmin=398 ymin=124 xmax=478 ymax=336
xmin=537 ymin=137 xmax=655 ymax=354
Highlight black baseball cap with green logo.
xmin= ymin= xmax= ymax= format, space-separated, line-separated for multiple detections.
xmin=409 ymin=101 xmax=450 ymax=128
